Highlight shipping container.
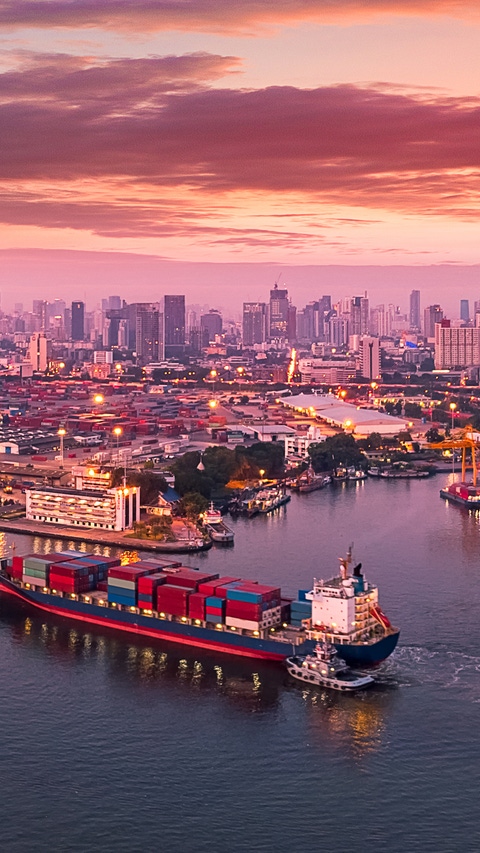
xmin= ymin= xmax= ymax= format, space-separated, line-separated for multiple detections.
xmin=225 ymin=617 xmax=261 ymax=631
xmin=197 ymin=577 xmax=241 ymax=597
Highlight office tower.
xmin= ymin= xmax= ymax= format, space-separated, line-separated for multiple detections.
xmin=370 ymin=305 xmax=387 ymax=338
xmin=164 ymin=295 xmax=185 ymax=357
xmin=243 ymin=303 xmax=266 ymax=346
xmin=409 ymin=290 xmax=421 ymax=330
xmin=14 ymin=303 xmax=23 ymax=315
xmin=71 ymin=301 xmax=85 ymax=340
xmin=460 ymin=300 xmax=470 ymax=323
xmin=328 ymin=316 xmax=349 ymax=348
xmin=33 ymin=299 xmax=48 ymax=331
xmin=424 ymin=304 xmax=443 ymax=339
xmin=28 ymin=333 xmax=52 ymax=372
xmin=135 ymin=305 xmax=161 ymax=364
xmin=200 ymin=310 xmax=223 ymax=343
xmin=349 ymin=294 xmax=369 ymax=336
xmin=359 ymin=336 xmax=381 ymax=380
xmin=435 ymin=320 xmax=480 ymax=368
xmin=269 ymin=283 xmax=289 ymax=338
xmin=287 ymin=304 xmax=297 ymax=342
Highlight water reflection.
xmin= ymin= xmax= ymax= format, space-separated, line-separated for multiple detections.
xmin=1 ymin=600 xmax=282 ymax=713
xmin=300 ymin=686 xmax=390 ymax=760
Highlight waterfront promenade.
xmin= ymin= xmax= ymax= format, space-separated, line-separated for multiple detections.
xmin=0 ymin=516 xmax=212 ymax=553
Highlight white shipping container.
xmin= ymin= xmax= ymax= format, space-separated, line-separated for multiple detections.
xmin=107 ymin=578 xmax=137 ymax=590
xmin=226 ymin=617 xmax=261 ymax=631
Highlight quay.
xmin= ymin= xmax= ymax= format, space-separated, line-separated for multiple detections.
xmin=0 ymin=517 xmax=212 ymax=553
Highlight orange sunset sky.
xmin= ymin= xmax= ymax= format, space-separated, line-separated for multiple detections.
xmin=1 ymin=0 xmax=480 ymax=312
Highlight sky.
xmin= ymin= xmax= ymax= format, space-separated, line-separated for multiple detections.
xmin=1 ymin=0 xmax=480 ymax=314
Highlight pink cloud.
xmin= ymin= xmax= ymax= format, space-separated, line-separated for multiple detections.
xmin=0 ymin=0 xmax=478 ymax=33
xmin=2 ymin=53 xmax=480 ymax=242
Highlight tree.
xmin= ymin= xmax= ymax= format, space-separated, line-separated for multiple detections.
xmin=308 ymin=434 xmax=365 ymax=473
xmin=177 ymin=492 xmax=208 ymax=520
xmin=404 ymin=402 xmax=422 ymax=419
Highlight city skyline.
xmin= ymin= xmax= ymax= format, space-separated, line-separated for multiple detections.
xmin=2 ymin=2 xmax=480 ymax=304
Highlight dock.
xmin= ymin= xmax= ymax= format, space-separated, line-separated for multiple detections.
xmin=0 ymin=517 xmax=212 ymax=553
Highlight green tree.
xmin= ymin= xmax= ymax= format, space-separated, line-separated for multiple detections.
xmin=177 ymin=492 xmax=209 ymax=520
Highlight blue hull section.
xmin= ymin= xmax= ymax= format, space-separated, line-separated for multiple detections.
xmin=334 ymin=631 xmax=400 ymax=666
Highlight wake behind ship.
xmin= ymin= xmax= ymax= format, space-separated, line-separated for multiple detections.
xmin=0 ymin=548 xmax=399 ymax=665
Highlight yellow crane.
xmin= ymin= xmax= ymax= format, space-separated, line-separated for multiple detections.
xmin=429 ymin=430 xmax=479 ymax=485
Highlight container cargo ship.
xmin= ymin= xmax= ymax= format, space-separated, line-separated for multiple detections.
xmin=0 ymin=548 xmax=399 ymax=665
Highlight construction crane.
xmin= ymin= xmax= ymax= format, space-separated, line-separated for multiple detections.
xmin=428 ymin=428 xmax=479 ymax=485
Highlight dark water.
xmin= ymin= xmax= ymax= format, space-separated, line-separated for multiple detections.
xmin=1 ymin=474 xmax=480 ymax=852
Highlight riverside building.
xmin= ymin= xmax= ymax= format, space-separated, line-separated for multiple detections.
xmin=26 ymin=484 xmax=141 ymax=531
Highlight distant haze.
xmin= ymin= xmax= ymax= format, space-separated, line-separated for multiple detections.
xmin=2 ymin=249 xmax=479 ymax=319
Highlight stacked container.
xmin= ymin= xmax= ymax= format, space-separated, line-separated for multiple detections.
xmin=49 ymin=561 xmax=92 ymax=594
xmin=137 ymin=572 xmax=168 ymax=610
xmin=198 ymin=577 xmax=240 ymax=597
xmin=21 ymin=553 xmax=66 ymax=587
xmin=156 ymin=584 xmax=191 ymax=618
xmin=290 ymin=594 xmax=312 ymax=626
xmin=205 ymin=596 xmax=225 ymax=623
xmin=162 ymin=569 xmax=219 ymax=591
xmin=107 ymin=566 xmax=155 ymax=608
xmin=188 ymin=593 xmax=208 ymax=621
xmin=225 ymin=582 xmax=282 ymax=632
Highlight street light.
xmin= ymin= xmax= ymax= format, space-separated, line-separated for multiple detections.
xmin=113 ymin=426 xmax=122 ymax=461
xmin=259 ymin=468 xmax=265 ymax=483
xmin=93 ymin=393 xmax=104 ymax=405
xmin=208 ymin=399 xmax=218 ymax=410
xmin=57 ymin=427 xmax=66 ymax=469
xmin=449 ymin=403 xmax=457 ymax=476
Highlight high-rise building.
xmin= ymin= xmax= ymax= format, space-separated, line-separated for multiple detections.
xmin=409 ymin=290 xmax=421 ymax=330
xmin=435 ymin=320 xmax=480 ymax=369
xmin=200 ymin=310 xmax=222 ymax=343
xmin=243 ymin=303 xmax=266 ymax=346
xmin=135 ymin=305 xmax=162 ymax=364
xmin=164 ymin=295 xmax=185 ymax=357
xmin=269 ymin=283 xmax=289 ymax=338
xmin=28 ymin=333 xmax=52 ymax=372
xmin=460 ymin=300 xmax=470 ymax=323
xmin=33 ymin=300 xmax=48 ymax=331
xmin=328 ymin=316 xmax=349 ymax=348
xmin=71 ymin=301 xmax=85 ymax=341
xmin=359 ymin=336 xmax=381 ymax=380
xmin=424 ymin=304 xmax=443 ymax=339
xmin=349 ymin=295 xmax=369 ymax=336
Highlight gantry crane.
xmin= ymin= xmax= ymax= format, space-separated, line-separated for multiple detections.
xmin=429 ymin=429 xmax=479 ymax=485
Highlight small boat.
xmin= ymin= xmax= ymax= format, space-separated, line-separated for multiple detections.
xmin=298 ymin=467 xmax=330 ymax=493
xmin=347 ymin=468 xmax=367 ymax=481
xmin=203 ymin=503 xmax=234 ymax=544
xmin=251 ymin=487 xmax=290 ymax=514
xmin=286 ymin=642 xmax=374 ymax=692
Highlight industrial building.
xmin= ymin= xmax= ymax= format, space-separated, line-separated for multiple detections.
xmin=26 ymin=484 xmax=141 ymax=531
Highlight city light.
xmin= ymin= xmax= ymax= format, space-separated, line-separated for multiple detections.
xmin=208 ymin=399 xmax=218 ymax=409
xmin=93 ymin=394 xmax=104 ymax=404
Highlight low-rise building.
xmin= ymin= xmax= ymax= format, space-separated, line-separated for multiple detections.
xmin=26 ymin=484 xmax=140 ymax=530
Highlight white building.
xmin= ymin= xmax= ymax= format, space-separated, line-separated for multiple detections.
xmin=28 ymin=333 xmax=52 ymax=372
xmin=434 ymin=322 xmax=480 ymax=369
xmin=298 ymin=358 xmax=356 ymax=384
xmin=26 ymin=484 xmax=141 ymax=531
xmin=283 ymin=426 xmax=326 ymax=459
xmin=359 ymin=336 xmax=381 ymax=380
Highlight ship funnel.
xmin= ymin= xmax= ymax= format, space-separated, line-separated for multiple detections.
xmin=353 ymin=562 xmax=363 ymax=577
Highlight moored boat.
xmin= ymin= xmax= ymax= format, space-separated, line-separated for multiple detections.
xmin=286 ymin=642 xmax=374 ymax=691
xmin=440 ymin=481 xmax=480 ymax=508
xmin=202 ymin=503 xmax=234 ymax=544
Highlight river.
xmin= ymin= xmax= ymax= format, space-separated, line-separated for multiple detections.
xmin=0 ymin=473 xmax=479 ymax=852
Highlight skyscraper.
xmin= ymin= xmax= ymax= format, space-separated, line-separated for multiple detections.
xmin=164 ymin=295 xmax=185 ymax=357
xmin=243 ymin=303 xmax=266 ymax=346
xmin=424 ymin=304 xmax=443 ymax=339
xmin=359 ymin=336 xmax=381 ymax=380
xmin=435 ymin=320 xmax=480 ymax=369
xmin=200 ymin=310 xmax=222 ymax=343
xmin=71 ymin=301 xmax=85 ymax=341
xmin=269 ymin=283 xmax=289 ymax=338
xmin=460 ymin=300 xmax=470 ymax=323
xmin=409 ymin=290 xmax=421 ymax=330
xmin=135 ymin=305 xmax=162 ymax=364
xmin=349 ymin=295 xmax=369 ymax=336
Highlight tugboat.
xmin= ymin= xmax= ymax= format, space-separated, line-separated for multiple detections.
xmin=286 ymin=642 xmax=374 ymax=691
xmin=202 ymin=503 xmax=234 ymax=544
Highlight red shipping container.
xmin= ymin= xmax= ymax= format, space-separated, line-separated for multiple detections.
xmin=226 ymin=602 xmax=263 ymax=620
xmin=198 ymin=577 xmax=240 ymax=597
xmin=138 ymin=572 xmax=168 ymax=593
xmin=12 ymin=555 xmax=24 ymax=573
xmin=108 ymin=566 xmax=155 ymax=582
xmin=9 ymin=563 xmax=23 ymax=580
xmin=49 ymin=564 xmax=89 ymax=577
